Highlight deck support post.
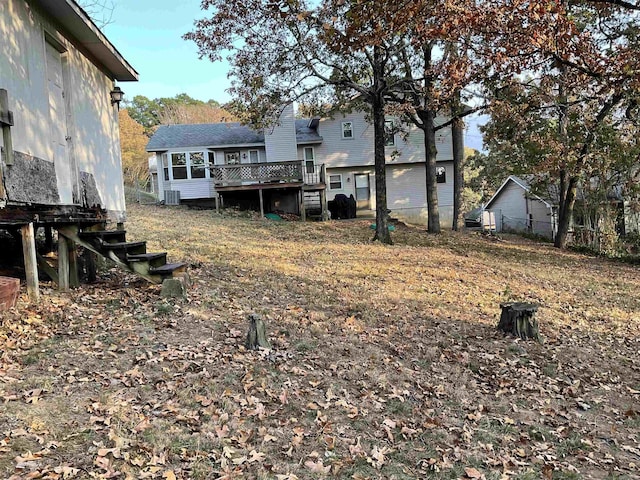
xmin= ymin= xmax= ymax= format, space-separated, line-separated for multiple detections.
xmin=20 ymin=223 xmax=39 ymax=303
xmin=320 ymin=189 xmax=328 ymax=221
xmin=44 ymin=226 xmax=54 ymax=253
xmin=258 ymin=188 xmax=265 ymax=218
xmin=58 ymin=234 xmax=70 ymax=291
xmin=300 ymin=188 xmax=306 ymax=222
xmin=68 ymin=238 xmax=79 ymax=288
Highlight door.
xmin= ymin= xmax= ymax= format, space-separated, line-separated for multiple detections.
xmin=46 ymin=42 xmax=73 ymax=204
xmin=354 ymin=173 xmax=370 ymax=209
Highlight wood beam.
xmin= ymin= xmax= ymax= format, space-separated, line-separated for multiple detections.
xmin=258 ymin=189 xmax=265 ymax=218
xmin=0 ymin=88 xmax=14 ymax=167
xmin=58 ymin=234 xmax=70 ymax=291
xmin=20 ymin=223 xmax=39 ymax=302
xmin=36 ymin=252 xmax=59 ymax=284
xmin=68 ymin=238 xmax=79 ymax=288
xmin=300 ymin=188 xmax=306 ymax=222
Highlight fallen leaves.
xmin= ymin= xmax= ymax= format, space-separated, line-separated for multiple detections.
xmin=1 ymin=204 xmax=639 ymax=479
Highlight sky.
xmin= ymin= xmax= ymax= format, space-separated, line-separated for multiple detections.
xmin=102 ymin=0 xmax=485 ymax=151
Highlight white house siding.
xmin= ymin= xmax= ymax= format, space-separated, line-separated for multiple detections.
xmin=488 ymin=182 xmax=527 ymax=232
xmin=166 ymin=179 xmax=215 ymax=200
xmin=385 ymin=162 xmax=453 ymax=226
xmin=0 ymin=0 xmax=126 ymax=219
xmin=264 ymin=104 xmax=298 ymax=162
xmin=528 ymin=197 xmax=555 ymax=238
xmin=316 ymin=112 xmax=453 ymax=169
xmin=326 ymin=167 xmax=375 ymax=207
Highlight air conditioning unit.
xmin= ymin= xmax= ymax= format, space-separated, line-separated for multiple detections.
xmin=164 ymin=190 xmax=180 ymax=205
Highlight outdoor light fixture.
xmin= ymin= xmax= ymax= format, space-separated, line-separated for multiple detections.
xmin=110 ymin=86 xmax=124 ymax=109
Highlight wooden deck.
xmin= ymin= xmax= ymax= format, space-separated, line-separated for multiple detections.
xmin=210 ymin=160 xmax=326 ymax=190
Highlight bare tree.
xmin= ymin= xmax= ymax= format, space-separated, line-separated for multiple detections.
xmin=77 ymin=0 xmax=116 ymax=29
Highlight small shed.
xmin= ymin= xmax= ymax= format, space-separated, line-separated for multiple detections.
xmin=485 ymin=175 xmax=557 ymax=240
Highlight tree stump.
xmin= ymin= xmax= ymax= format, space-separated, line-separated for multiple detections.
xmin=246 ymin=314 xmax=271 ymax=350
xmin=498 ymin=302 xmax=541 ymax=342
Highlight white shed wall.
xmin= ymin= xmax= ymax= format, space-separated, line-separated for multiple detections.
xmin=0 ymin=0 xmax=126 ymax=218
xmin=488 ymin=182 xmax=527 ymax=232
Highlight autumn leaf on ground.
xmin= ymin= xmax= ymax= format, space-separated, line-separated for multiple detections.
xmin=304 ymin=458 xmax=330 ymax=474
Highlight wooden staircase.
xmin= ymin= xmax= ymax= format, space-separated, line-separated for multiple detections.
xmin=57 ymin=225 xmax=186 ymax=284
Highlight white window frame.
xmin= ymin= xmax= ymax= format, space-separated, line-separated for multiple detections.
xmin=189 ymin=151 xmax=208 ymax=179
xmin=225 ymin=151 xmax=241 ymax=165
xmin=304 ymin=146 xmax=315 ymax=173
xmin=329 ymin=174 xmax=343 ymax=190
xmin=341 ymin=121 xmax=353 ymax=139
xmin=170 ymin=152 xmax=188 ymax=180
xmin=167 ymin=151 xmax=209 ymax=181
xmin=248 ymin=149 xmax=260 ymax=163
xmin=436 ymin=166 xmax=446 ymax=184
xmin=161 ymin=153 xmax=169 ymax=182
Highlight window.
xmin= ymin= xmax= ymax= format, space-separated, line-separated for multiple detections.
xmin=190 ymin=152 xmax=206 ymax=179
xmin=249 ymin=150 xmax=259 ymax=163
xmin=161 ymin=153 xmax=169 ymax=181
xmin=436 ymin=166 xmax=446 ymax=183
xmin=225 ymin=152 xmax=240 ymax=165
xmin=342 ymin=122 xmax=353 ymax=139
xmin=329 ymin=174 xmax=343 ymax=190
xmin=304 ymin=147 xmax=315 ymax=173
xmin=384 ymin=120 xmax=395 ymax=146
xmin=171 ymin=153 xmax=187 ymax=179
xmin=208 ymin=151 xmax=216 ymax=165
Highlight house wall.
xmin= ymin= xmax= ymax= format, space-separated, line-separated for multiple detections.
xmin=315 ymin=111 xmax=453 ymax=169
xmin=0 ymin=0 xmax=126 ymax=220
xmin=155 ymin=146 xmax=269 ymax=201
xmin=326 ymin=161 xmax=454 ymax=226
xmin=264 ymin=104 xmax=298 ymax=162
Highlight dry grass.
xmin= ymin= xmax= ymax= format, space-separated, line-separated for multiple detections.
xmin=1 ymin=202 xmax=639 ymax=479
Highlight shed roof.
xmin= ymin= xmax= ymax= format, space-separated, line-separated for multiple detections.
xmin=33 ymin=0 xmax=138 ymax=81
xmin=146 ymin=119 xmax=323 ymax=151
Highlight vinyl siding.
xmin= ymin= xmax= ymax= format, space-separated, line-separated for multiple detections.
xmin=166 ymin=179 xmax=216 ymax=200
xmin=316 ymin=112 xmax=453 ymax=169
xmin=264 ymin=104 xmax=298 ymax=162
xmin=488 ymin=181 xmax=528 ymax=232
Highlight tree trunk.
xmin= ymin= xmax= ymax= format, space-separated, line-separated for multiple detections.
xmin=421 ymin=45 xmax=440 ymax=234
xmin=422 ymin=109 xmax=440 ymax=233
xmin=371 ymin=45 xmax=392 ymax=244
xmin=246 ymin=314 xmax=271 ymax=350
xmin=498 ymin=302 xmax=541 ymax=342
xmin=451 ymin=93 xmax=465 ymax=231
xmin=555 ymin=176 xmax=578 ymax=248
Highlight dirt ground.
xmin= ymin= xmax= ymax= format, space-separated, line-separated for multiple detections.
xmin=1 ymin=203 xmax=639 ymax=479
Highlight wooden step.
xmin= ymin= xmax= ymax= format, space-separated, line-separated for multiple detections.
xmin=79 ymin=230 xmax=127 ymax=243
xmin=127 ymin=252 xmax=167 ymax=268
xmin=149 ymin=262 xmax=187 ymax=276
xmin=102 ymin=241 xmax=147 ymax=259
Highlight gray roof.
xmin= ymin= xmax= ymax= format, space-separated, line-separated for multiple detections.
xmin=146 ymin=119 xmax=322 ymax=151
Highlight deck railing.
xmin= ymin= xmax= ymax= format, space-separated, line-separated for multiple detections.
xmin=210 ymin=160 xmax=325 ymax=187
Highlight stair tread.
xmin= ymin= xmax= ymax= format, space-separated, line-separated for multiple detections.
xmin=149 ymin=262 xmax=187 ymax=274
xmin=103 ymin=241 xmax=146 ymax=249
xmin=127 ymin=252 xmax=166 ymax=262
xmin=79 ymin=230 xmax=126 ymax=237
